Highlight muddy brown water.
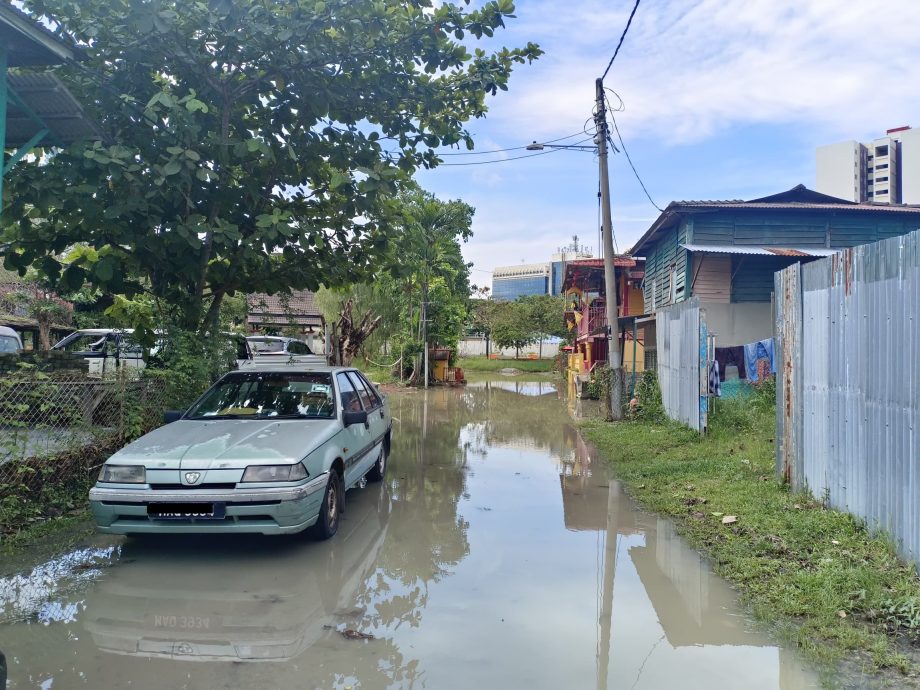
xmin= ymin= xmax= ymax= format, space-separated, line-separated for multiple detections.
xmin=0 ymin=380 xmax=821 ymax=689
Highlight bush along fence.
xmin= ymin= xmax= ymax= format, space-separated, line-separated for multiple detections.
xmin=0 ymin=366 xmax=171 ymax=537
xmin=775 ymin=229 xmax=920 ymax=567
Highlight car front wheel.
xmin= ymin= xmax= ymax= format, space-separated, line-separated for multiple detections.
xmin=311 ymin=471 xmax=342 ymax=540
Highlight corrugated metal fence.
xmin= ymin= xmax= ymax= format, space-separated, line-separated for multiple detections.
xmin=656 ymin=297 xmax=708 ymax=432
xmin=775 ymin=230 xmax=920 ymax=563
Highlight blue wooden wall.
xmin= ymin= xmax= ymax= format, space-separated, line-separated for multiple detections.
xmin=641 ymin=209 xmax=920 ymax=308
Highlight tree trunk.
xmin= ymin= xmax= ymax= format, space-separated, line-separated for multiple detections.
xmin=538 ymin=338 xmax=543 ymax=359
xmin=37 ymin=315 xmax=51 ymax=351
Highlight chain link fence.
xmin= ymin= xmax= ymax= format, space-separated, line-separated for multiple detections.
xmin=0 ymin=369 xmax=171 ymax=536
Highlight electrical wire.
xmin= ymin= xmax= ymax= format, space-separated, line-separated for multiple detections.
xmin=601 ymin=0 xmax=642 ymax=80
xmin=435 ymin=129 xmax=592 ymax=156
xmin=436 ymin=137 xmax=596 ymax=166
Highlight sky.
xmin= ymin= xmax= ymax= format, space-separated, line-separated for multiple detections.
xmin=414 ymin=0 xmax=920 ymax=289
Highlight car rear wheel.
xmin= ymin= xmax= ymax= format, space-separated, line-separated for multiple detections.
xmin=366 ymin=444 xmax=387 ymax=482
xmin=311 ymin=471 xmax=342 ymax=540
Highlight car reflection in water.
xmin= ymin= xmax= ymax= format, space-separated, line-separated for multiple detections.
xmin=83 ymin=482 xmax=390 ymax=663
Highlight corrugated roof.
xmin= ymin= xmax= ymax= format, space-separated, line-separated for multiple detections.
xmin=6 ymin=73 xmax=100 ymax=146
xmin=0 ymin=3 xmax=78 ymax=67
xmin=247 ymin=291 xmax=321 ymax=317
xmin=630 ymin=184 xmax=920 ymax=256
xmin=681 ymin=244 xmax=838 ymax=257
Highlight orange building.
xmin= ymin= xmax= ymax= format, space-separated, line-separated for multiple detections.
xmin=562 ymin=257 xmax=646 ymax=382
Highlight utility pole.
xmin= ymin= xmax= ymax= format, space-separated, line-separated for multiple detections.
xmin=595 ymin=77 xmax=624 ymax=421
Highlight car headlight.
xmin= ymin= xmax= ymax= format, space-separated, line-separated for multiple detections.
xmin=240 ymin=464 xmax=308 ymax=483
xmin=98 ymin=465 xmax=146 ymax=484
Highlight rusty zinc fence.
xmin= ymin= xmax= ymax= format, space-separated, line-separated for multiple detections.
xmin=775 ymin=229 xmax=920 ymax=564
xmin=656 ymin=297 xmax=709 ymax=432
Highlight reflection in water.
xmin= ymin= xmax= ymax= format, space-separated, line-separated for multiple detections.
xmin=0 ymin=382 xmax=821 ymax=689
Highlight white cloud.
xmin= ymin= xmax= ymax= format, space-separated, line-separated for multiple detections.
xmin=486 ymin=0 xmax=920 ymax=145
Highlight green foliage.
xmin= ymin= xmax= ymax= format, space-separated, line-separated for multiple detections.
xmin=4 ymin=0 xmax=541 ymax=333
xmin=147 ymin=330 xmax=236 ymax=409
xmin=318 ymin=188 xmax=473 ymax=379
xmin=490 ymin=300 xmax=536 ymax=356
xmin=459 ymin=356 xmax=554 ymax=373
xmin=627 ymin=369 xmax=666 ymax=423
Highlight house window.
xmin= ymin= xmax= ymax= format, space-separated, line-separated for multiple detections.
xmin=877 ymin=176 xmax=889 ymax=182
xmin=877 ymin=163 xmax=889 ymax=170
xmin=876 ymin=188 xmax=889 ymax=195
xmin=875 ymin=145 xmax=889 ymax=156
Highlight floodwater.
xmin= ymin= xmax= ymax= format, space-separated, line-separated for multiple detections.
xmin=0 ymin=379 xmax=821 ymax=689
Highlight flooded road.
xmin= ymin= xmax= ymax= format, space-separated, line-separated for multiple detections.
xmin=0 ymin=380 xmax=820 ymax=689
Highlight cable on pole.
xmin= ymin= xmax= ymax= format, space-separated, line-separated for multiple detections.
xmin=601 ymin=0 xmax=642 ymax=80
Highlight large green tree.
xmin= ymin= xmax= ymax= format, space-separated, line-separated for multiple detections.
xmin=2 ymin=0 xmax=540 ymax=333
xmin=318 ymin=188 xmax=473 ymax=380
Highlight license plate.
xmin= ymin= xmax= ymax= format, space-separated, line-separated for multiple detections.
xmin=147 ymin=503 xmax=226 ymax=520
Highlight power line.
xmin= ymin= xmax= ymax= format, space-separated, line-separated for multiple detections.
xmin=601 ymin=0 xmax=642 ymax=80
xmin=436 ymin=137 xmax=595 ymax=166
xmin=435 ymin=130 xmax=591 ymax=156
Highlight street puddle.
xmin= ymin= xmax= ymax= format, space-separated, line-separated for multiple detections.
xmin=0 ymin=381 xmax=824 ymax=688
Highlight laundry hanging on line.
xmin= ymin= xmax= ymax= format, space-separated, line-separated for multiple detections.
xmin=714 ymin=346 xmax=746 ymax=382
xmin=743 ymin=338 xmax=775 ymax=383
xmin=708 ymin=360 xmax=721 ymax=397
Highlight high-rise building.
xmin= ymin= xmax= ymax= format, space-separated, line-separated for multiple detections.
xmin=817 ymin=127 xmax=920 ymax=204
xmin=491 ymin=236 xmax=593 ymax=301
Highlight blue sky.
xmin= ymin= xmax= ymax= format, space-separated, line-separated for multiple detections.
xmin=415 ymin=0 xmax=920 ymax=287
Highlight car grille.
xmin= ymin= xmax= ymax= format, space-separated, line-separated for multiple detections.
xmin=149 ymin=483 xmax=237 ymax=490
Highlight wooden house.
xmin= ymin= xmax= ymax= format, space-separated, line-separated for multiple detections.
xmin=629 ymin=185 xmax=920 ymax=349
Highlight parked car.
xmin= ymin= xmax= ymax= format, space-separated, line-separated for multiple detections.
xmin=0 ymin=326 xmax=23 ymax=353
xmin=89 ymin=364 xmax=391 ymax=539
xmin=52 ymin=329 xmax=143 ymax=376
xmin=245 ymin=335 xmax=325 ymax=365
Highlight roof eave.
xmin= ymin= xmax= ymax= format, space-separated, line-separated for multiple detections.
xmin=0 ymin=5 xmax=79 ymax=65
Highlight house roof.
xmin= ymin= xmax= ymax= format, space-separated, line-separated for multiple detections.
xmin=561 ymin=256 xmax=642 ymax=293
xmin=630 ymin=184 xmax=920 ymax=255
xmin=6 ymin=72 xmax=101 ymax=147
xmin=0 ymin=3 xmax=79 ymax=67
xmin=247 ymin=290 xmax=323 ymax=329
xmin=680 ymin=244 xmax=838 ymax=258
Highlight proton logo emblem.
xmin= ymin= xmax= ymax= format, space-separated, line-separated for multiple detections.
xmin=184 ymin=471 xmax=201 ymax=484
xmin=175 ymin=642 xmax=194 ymax=655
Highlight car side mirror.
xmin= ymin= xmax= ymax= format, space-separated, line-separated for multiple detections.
xmin=163 ymin=410 xmax=184 ymax=424
xmin=343 ymin=410 xmax=368 ymax=427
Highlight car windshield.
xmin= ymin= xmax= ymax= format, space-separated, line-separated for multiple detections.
xmin=0 ymin=335 xmax=19 ymax=353
xmin=248 ymin=339 xmax=285 ymax=354
xmin=186 ymin=372 xmax=336 ymax=419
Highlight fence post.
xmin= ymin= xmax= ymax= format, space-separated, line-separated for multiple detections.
xmin=775 ymin=262 xmax=803 ymax=488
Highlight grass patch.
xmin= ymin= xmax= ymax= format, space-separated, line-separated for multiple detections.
xmin=582 ymin=387 xmax=920 ymax=678
xmin=459 ymin=356 xmax=555 ymax=373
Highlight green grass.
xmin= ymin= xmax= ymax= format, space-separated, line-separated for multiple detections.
xmin=458 ymin=356 xmax=556 ymax=373
xmin=583 ymin=391 xmax=920 ymax=679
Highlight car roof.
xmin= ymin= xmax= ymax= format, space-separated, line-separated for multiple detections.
xmin=246 ymin=335 xmax=303 ymax=342
xmin=231 ymin=362 xmax=351 ymax=374
xmin=0 ymin=326 xmax=21 ymax=338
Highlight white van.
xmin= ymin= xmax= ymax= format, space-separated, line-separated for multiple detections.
xmin=245 ymin=336 xmax=326 ymax=366
xmin=0 ymin=326 xmax=23 ymax=353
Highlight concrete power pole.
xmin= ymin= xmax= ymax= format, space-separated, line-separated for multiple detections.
xmin=595 ymin=77 xmax=624 ymax=421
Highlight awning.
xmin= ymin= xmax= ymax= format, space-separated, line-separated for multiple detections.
xmin=6 ymin=72 xmax=100 ymax=148
xmin=680 ymin=244 xmax=838 ymax=258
